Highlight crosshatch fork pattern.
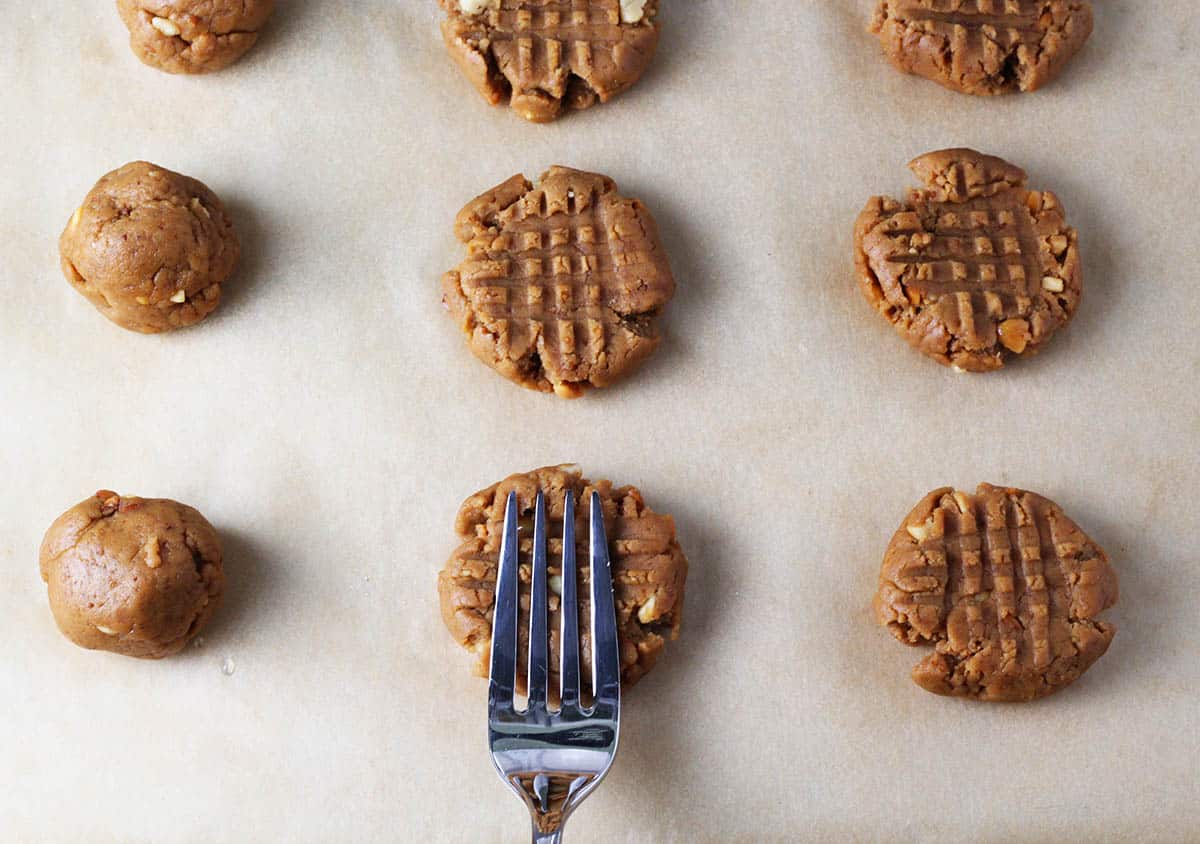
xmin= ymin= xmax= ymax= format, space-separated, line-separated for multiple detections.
xmin=854 ymin=148 xmax=1082 ymax=371
xmin=893 ymin=0 xmax=1047 ymax=51
xmin=906 ymin=490 xmax=1062 ymax=671
xmin=882 ymin=194 xmax=1044 ymax=330
xmin=445 ymin=167 xmax=675 ymax=395
xmin=469 ymin=0 xmax=631 ymax=50
xmin=440 ymin=0 xmax=660 ymax=120
xmin=872 ymin=0 xmax=1095 ymax=97
xmin=899 ymin=0 xmax=1043 ymax=28
xmin=457 ymin=0 xmax=633 ymax=71
xmin=462 ymin=185 xmax=633 ymax=367
xmin=876 ymin=485 xmax=1118 ymax=700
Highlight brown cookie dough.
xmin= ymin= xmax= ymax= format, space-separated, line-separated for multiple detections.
xmin=443 ymin=167 xmax=675 ymax=397
xmin=39 ymin=491 xmax=224 ymax=659
xmin=59 ymin=161 xmax=239 ymax=334
xmin=875 ymin=484 xmax=1118 ymax=702
xmin=438 ymin=0 xmax=660 ymax=122
xmin=438 ymin=465 xmax=687 ymax=692
xmin=870 ymin=1 xmax=1093 ymax=95
xmin=117 ymin=0 xmax=275 ymax=74
xmin=854 ymin=149 xmax=1081 ymax=372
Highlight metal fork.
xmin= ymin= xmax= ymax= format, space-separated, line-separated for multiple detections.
xmin=487 ymin=489 xmax=621 ymax=843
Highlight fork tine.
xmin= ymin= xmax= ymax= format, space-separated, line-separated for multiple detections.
xmin=488 ymin=490 xmax=519 ymax=710
xmin=525 ymin=491 xmax=549 ymax=711
xmin=589 ymin=491 xmax=621 ymax=707
xmin=558 ymin=489 xmax=581 ymax=709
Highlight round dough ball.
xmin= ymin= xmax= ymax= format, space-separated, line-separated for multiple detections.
xmin=117 ymin=0 xmax=276 ymax=74
xmin=59 ymin=161 xmax=239 ymax=334
xmin=39 ymin=491 xmax=224 ymax=659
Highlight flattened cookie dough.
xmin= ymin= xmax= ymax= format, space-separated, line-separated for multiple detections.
xmin=438 ymin=0 xmax=660 ymax=122
xmin=855 ymin=149 xmax=1081 ymax=371
xmin=40 ymin=491 xmax=224 ymax=659
xmin=59 ymin=161 xmax=239 ymax=334
xmin=438 ymin=465 xmax=687 ymax=692
xmin=875 ymin=484 xmax=1118 ymax=701
xmin=117 ymin=0 xmax=276 ymax=74
xmin=870 ymin=1 xmax=1093 ymax=95
xmin=443 ymin=166 xmax=675 ymax=397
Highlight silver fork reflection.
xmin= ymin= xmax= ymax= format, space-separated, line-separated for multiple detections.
xmin=487 ymin=489 xmax=621 ymax=843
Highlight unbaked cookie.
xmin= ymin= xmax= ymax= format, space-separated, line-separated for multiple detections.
xmin=870 ymin=1 xmax=1093 ymax=95
xmin=438 ymin=0 xmax=660 ymax=122
xmin=443 ymin=166 xmax=675 ymax=397
xmin=875 ymin=484 xmax=1118 ymax=701
xmin=117 ymin=0 xmax=276 ymax=74
xmin=438 ymin=465 xmax=687 ymax=692
xmin=40 ymin=491 xmax=224 ymax=659
xmin=855 ymin=149 xmax=1081 ymax=372
xmin=59 ymin=161 xmax=239 ymax=334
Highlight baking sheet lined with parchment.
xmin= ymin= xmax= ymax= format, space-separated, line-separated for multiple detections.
xmin=1 ymin=3 xmax=1198 ymax=842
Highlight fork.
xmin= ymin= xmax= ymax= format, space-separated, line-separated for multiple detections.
xmin=487 ymin=488 xmax=621 ymax=843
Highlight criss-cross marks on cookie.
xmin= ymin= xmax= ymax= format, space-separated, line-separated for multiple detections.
xmin=906 ymin=491 xmax=1066 ymax=671
xmin=461 ymin=185 xmax=655 ymax=372
xmin=883 ymin=193 xmax=1043 ymax=335
xmin=459 ymin=2 xmax=630 ymax=89
xmin=895 ymin=0 xmax=1047 ymax=59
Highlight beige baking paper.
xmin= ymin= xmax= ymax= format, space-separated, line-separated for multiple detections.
xmin=1 ymin=2 xmax=1198 ymax=842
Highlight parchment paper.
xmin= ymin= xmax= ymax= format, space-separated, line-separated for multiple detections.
xmin=2 ymin=3 xmax=1198 ymax=841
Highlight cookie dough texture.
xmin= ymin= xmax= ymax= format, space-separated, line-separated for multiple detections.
xmin=870 ymin=1 xmax=1093 ymax=95
xmin=39 ymin=491 xmax=224 ymax=659
xmin=117 ymin=0 xmax=276 ymax=74
xmin=855 ymin=149 xmax=1081 ymax=371
xmin=875 ymin=484 xmax=1118 ymax=702
xmin=443 ymin=166 xmax=675 ymax=397
xmin=59 ymin=161 xmax=239 ymax=334
xmin=438 ymin=466 xmax=687 ymax=692
xmin=438 ymin=0 xmax=660 ymax=122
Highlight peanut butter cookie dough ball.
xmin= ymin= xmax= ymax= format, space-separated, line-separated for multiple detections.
xmin=39 ymin=491 xmax=224 ymax=659
xmin=59 ymin=161 xmax=239 ymax=334
xmin=117 ymin=0 xmax=276 ymax=74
